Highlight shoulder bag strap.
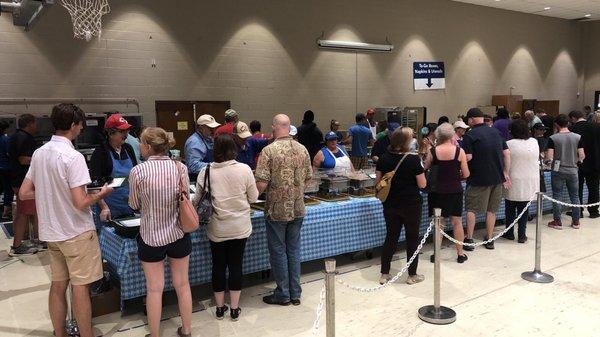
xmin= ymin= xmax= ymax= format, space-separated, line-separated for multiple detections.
xmin=205 ymin=164 xmax=211 ymax=194
xmin=174 ymin=161 xmax=187 ymax=195
xmin=391 ymin=153 xmax=409 ymax=175
xmin=454 ymin=146 xmax=461 ymax=161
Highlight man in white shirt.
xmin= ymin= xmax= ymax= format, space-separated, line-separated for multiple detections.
xmin=19 ymin=103 xmax=113 ymax=337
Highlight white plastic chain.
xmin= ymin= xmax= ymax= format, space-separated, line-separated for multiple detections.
xmin=541 ymin=194 xmax=600 ymax=208
xmin=312 ymin=282 xmax=327 ymax=334
xmin=335 ymin=219 xmax=435 ymax=292
xmin=439 ymin=193 xmax=537 ymax=247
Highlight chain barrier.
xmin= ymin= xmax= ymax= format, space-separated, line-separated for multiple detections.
xmin=439 ymin=193 xmax=537 ymax=247
xmin=336 ymin=220 xmax=435 ymax=292
xmin=311 ymin=192 xmax=599 ymax=333
xmin=312 ymin=282 xmax=327 ymax=334
xmin=541 ymin=194 xmax=600 ymax=208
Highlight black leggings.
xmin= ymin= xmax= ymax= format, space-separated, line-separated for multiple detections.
xmin=210 ymin=239 xmax=247 ymax=292
xmin=381 ymin=204 xmax=422 ymax=276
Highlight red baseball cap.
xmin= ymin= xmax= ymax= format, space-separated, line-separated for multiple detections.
xmin=366 ymin=108 xmax=376 ymax=115
xmin=105 ymin=114 xmax=132 ymax=130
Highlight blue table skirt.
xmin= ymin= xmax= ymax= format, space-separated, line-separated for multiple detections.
xmin=100 ymin=172 xmax=586 ymax=305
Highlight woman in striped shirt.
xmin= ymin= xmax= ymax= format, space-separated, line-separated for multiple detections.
xmin=128 ymin=127 xmax=192 ymax=337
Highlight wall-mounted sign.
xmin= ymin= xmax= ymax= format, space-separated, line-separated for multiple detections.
xmin=177 ymin=121 xmax=188 ymax=131
xmin=413 ymin=62 xmax=445 ymax=90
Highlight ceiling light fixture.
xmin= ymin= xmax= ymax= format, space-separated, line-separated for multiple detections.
xmin=544 ymin=7 xmax=551 ymax=10
xmin=585 ymin=13 xmax=592 ymax=17
xmin=317 ymin=39 xmax=394 ymax=52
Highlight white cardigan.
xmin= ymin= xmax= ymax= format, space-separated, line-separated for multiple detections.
xmin=194 ymin=160 xmax=259 ymax=242
xmin=505 ymin=138 xmax=540 ymax=202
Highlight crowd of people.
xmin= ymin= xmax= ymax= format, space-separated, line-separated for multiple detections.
xmin=1 ymin=102 xmax=599 ymax=337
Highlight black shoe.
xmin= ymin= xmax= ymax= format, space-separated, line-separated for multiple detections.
xmin=457 ymin=254 xmax=468 ymax=263
xmin=501 ymin=233 xmax=515 ymax=241
xmin=230 ymin=307 xmax=241 ymax=321
xmin=483 ymin=237 xmax=494 ymax=250
xmin=9 ymin=244 xmax=38 ymax=256
xmin=463 ymin=238 xmax=475 ymax=251
xmin=589 ymin=213 xmax=600 ymax=219
xmin=429 ymin=254 xmax=435 ymax=263
xmin=518 ymin=236 xmax=528 ymax=243
xmin=215 ymin=305 xmax=228 ymax=320
xmin=177 ymin=327 xmax=192 ymax=337
xmin=291 ymin=299 xmax=301 ymax=306
xmin=262 ymin=295 xmax=290 ymax=306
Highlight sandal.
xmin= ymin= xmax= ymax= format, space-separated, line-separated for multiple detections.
xmin=177 ymin=327 xmax=192 ymax=337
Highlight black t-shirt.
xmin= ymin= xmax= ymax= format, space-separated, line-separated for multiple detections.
xmin=462 ymin=124 xmax=508 ymax=187
xmin=539 ymin=115 xmax=554 ymax=138
xmin=371 ymin=135 xmax=390 ymax=161
xmin=535 ymin=136 xmax=549 ymax=153
xmin=376 ymin=151 xmax=424 ymax=206
xmin=569 ymin=121 xmax=600 ymax=172
xmin=8 ymin=129 xmax=37 ymax=187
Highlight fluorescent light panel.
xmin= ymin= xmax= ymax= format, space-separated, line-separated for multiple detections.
xmin=317 ymin=39 xmax=394 ymax=52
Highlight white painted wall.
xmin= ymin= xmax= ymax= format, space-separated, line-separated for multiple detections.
xmin=0 ymin=0 xmax=583 ymax=129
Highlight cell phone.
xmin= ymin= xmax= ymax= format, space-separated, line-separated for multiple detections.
xmin=107 ymin=177 xmax=127 ymax=188
xmin=88 ymin=177 xmax=112 ymax=190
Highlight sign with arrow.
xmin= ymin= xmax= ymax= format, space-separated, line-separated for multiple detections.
xmin=413 ymin=62 xmax=445 ymax=90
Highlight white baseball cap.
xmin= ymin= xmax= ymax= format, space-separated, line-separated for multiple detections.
xmin=453 ymin=120 xmax=469 ymax=130
xmin=196 ymin=114 xmax=220 ymax=128
xmin=234 ymin=121 xmax=253 ymax=139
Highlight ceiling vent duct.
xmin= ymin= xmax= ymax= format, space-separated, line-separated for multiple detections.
xmin=0 ymin=0 xmax=54 ymax=31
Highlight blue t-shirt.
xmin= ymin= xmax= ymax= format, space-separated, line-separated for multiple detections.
xmin=349 ymin=124 xmax=373 ymax=157
xmin=237 ymin=137 xmax=269 ymax=170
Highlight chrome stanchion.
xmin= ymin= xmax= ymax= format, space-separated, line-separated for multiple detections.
xmin=65 ymin=284 xmax=80 ymax=336
xmin=324 ymin=259 xmax=336 ymax=337
xmin=522 ymin=192 xmax=554 ymax=283
xmin=418 ymin=208 xmax=456 ymax=325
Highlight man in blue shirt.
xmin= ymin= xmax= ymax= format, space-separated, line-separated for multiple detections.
xmin=233 ymin=121 xmax=269 ymax=170
xmin=346 ymin=113 xmax=374 ymax=170
xmin=184 ymin=114 xmax=220 ymax=181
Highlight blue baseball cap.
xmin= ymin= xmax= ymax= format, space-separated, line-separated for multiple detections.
xmin=325 ymin=131 xmax=339 ymax=141
xmin=388 ymin=122 xmax=400 ymax=132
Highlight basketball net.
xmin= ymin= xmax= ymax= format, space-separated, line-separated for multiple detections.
xmin=61 ymin=0 xmax=110 ymax=41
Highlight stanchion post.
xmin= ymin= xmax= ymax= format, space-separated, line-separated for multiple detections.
xmin=65 ymin=284 xmax=79 ymax=336
xmin=324 ymin=259 xmax=336 ymax=337
xmin=521 ymin=192 xmax=554 ymax=283
xmin=418 ymin=208 xmax=456 ymax=325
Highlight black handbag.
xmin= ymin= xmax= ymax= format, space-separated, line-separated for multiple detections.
xmin=425 ymin=148 xmax=439 ymax=193
xmin=195 ymin=165 xmax=213 ymax=225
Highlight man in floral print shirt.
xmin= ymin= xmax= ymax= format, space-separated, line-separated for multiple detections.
xmin=255 ymin=114 xmax=312 ymax=306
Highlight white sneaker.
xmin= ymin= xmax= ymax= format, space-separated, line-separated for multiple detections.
xmin=406 ymin=274 xmax=425 ymax=285
xmin=379 ymin=274 xmax=392 ymax=285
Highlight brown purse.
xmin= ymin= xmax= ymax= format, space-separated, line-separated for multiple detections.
xmin=375 ymin=153 xmax=408 ymax=202
xmin=175 ymin=161 xmax=200 ymax=233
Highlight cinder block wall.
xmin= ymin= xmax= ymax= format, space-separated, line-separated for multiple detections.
xmin=0 ymin=0 xmax=584 ymax=130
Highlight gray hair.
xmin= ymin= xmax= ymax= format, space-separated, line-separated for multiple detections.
xmin=435 ymin=122 xmax=455 ymax=143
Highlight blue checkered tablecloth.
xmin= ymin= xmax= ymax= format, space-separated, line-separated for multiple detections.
xmin=100 ymin=172 xmax=587 ymax=307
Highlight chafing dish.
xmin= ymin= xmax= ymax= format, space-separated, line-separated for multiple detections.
xmin=111 ymin=217 xmax=140 ymax=239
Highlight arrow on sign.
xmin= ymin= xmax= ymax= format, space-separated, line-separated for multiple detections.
xmin=426 ymin=78 xmax=433 ymax=88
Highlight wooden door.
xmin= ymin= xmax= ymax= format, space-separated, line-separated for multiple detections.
xmin=155 ymin=101 xmax=231 ymax=159
xmin=195 ymin=101 xmax=230 ymax=125
xmin=155 ymin=101 xmax=196 ymax=158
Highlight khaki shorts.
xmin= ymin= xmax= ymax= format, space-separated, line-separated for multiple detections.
xmin=48 ymin=230 xmax=103 ymax=286
xmin=465 ymin=184 xmax=503 ymax=214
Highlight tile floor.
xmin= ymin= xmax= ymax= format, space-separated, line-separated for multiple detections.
xmin=1 ymin=212 xmax=599 ymax=337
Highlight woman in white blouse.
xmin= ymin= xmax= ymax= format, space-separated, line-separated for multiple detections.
xmin=194 ymin=134 xmax=258 ymax=321
xmin=502 ymin=120 xmax=540 ymax=243
xmin=129 ymin=127 xmax=192 ymax=337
